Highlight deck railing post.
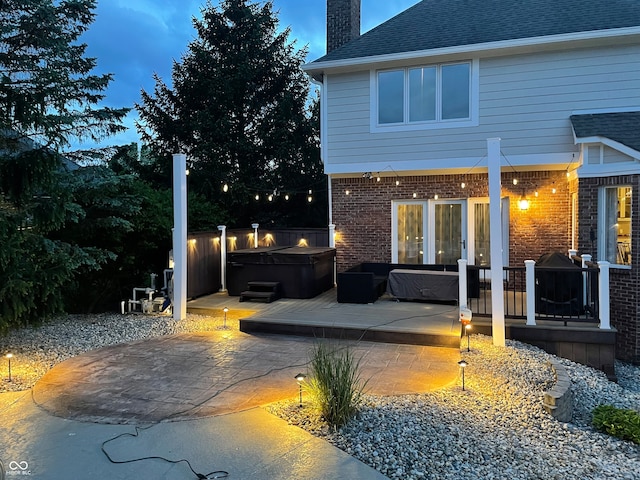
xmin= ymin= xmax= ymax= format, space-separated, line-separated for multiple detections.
xmin=582 ymin=254 xmax=592 ymax=309
xmin=525 ymin=260 xmax=536 ymax=325
xmin=597 ymin=261 xmax=610 ymax=329
xmin=458 ymin=259 xmax=468 ymax=308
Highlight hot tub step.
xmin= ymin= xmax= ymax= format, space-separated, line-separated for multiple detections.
xmin=239 ymin=281 xmax=282 ymax=303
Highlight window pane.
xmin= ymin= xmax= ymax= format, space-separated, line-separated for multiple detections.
xmin=441 ymin=63 xmax=470 ymax=120
xmin=409 ymin=67 xmax=436 ymax=122
xmin=378 ymin=70 xmax=404 ymax=124
xmin=434 ymin=203 xmax=462 ymax=264
xmin=603 ymin=187 xmax=632 ymax=265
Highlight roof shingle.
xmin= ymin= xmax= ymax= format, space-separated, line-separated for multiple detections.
xmin=315 ymin=0 xmax=640 ymax=63
xmin=570 ymin=112 xmax=640 ymax=153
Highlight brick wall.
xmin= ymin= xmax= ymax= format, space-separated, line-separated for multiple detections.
xmin=578 ymin=175 xmax=640 ymax=363
xmin=327 ymin=0 xmax=360 ymax=53
xmin=331 ymin=170 xmax=570 ymax=271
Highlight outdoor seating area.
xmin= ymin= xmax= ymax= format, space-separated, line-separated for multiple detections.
xmin=337 ymin=262 xmax=479 ymax=304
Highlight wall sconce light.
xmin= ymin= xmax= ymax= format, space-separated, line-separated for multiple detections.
xmin=295 ymin=373 xmax=306 ymax=407
xmin=223 ymin=307 xmax=229 ymax=329
xmin=458 ymin=360 xmax=468 ymax=391
xmin=6 ymin=353 xmax=13 ymax=382
xmin=518 ymin=197 xmax=530 ymax=211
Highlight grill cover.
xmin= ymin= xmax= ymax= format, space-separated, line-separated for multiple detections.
xmin=535 ymin=252 xmax=583 ymax=315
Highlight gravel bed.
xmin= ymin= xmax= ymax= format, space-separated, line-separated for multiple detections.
xmin=1 ymin=315 xmax=639 ymax=479
xmin=269 ymin=335 xmax=640 ymax=480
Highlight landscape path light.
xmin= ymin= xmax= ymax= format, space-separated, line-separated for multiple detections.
xmin=6 ymin=353 xmax=13 ymax=382
xmin=223 ymin=307 xmax=229 ymax=329
xmin=458 ymin=360 xmax=468 ymax=391
xmin=465 ymin=323 xmax=472 ymax=352
xmin=295 ymin=373 xmax=307 ymax=407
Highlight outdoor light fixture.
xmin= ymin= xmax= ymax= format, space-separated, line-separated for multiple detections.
xmin=376 ymin=175 xmax=381 ymax=182
xmin=251 ymin=224 xmax=259 ymax=248
xmin=6 ymin=353 xmax=12 ymax=382
xmin=395 ymin=179 xmax=400 ymax=186
xmin=434 ymin=194 xmax=439 ymax=200
xmin=255 ymin=194 xmax=260 ymax=201
xmin=222 ymin=183 xmax=229 ymax=192
xmin=465 ymin=324 xmax=472 ymax=352
xmin=345 ymin=189 xmax=350 ymax=195
xmin=223 ymin=307 xmax=229 ymax=329
xmin=284 ymin=194 xmax=289 ymax=201
xmin=413 ymin=192 xmax=417 ymax=198
xmin=295 ymin=373 xmax=307 ymax=407
xmin=518 ymin=196 xmax=530 ymax=211
xmin=461 ymin=182 xmax=466 ymax=189
xmin=513 ymin=178 xmax=518 ymax=185
xmin=458 ymin=360 xmax=468 ymax=391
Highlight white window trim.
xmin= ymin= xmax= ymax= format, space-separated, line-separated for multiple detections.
xmin=370 ymin=58 xmax=479 ymax=133
xmin=597 ymin=185 xmax=632 ymax=269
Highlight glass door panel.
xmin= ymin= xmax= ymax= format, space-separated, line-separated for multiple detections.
xmin=396 ymin=203 xmax=424 ymax=264
xmin=433 ymin=202 xmax=464 ymax=264
xmin=473 ymin=203 xmax=490 ymax=265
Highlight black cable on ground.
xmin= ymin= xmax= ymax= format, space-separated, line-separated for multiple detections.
xmin=100 ymin=425 xmax=228 ymax=479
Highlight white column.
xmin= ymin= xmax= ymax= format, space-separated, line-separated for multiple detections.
xmin=457 ymin=258 xmax=468 ymax=309
xmin=597 ymin=261 xmax=610 ymax=329
xmin=218 ymin=225 xmax=227 ymax=292
xmin=251 ymin=223 xmax=259 ymax=249
xmin=172 ymin=153 xmax=187 ymax=321
xmin=525 ymin=260 xmax=536 ymax=325
xmin=488 ymin=138 xmax=506 ymax=347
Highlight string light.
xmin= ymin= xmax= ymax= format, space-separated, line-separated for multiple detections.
xmin=412 ymin=192 xmax=417 ymax=198
xmin=222 ymin=183 xmax=229 ymax=192
xmin=345 ymin=189 xmax=350 ymax=195
xmin=376 ymin=175 xmax=381 ymax=182
xmin=255 ymin=194 xmax=260 ymax=201
xmin=284 ymin=194 xmax=289 ymax=200
xmin=395 ymin=179 xmax=400 ymax=186
xmin=268 ymin=194 xmax=273 ymax=202
xmin=461 ymin=182 xmax=466 ymax=189
xmin=512 ymin=178 xmax=518 ymax=185
xmin=434 ymin=194 xmax=439 ymax=200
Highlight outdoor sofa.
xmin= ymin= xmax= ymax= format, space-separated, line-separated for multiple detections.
xmin=337 ymin=262 xmax=479 ymax=304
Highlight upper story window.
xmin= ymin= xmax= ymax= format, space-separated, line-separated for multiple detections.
xmin=377 ymin=62 xmax=472 ymax=127
xmin=599 ymin=186 xmax=632 ymax=267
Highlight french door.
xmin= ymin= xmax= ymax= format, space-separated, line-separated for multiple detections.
xmin=392 ymin=198 xmax=508 ymax=266
xmin=428 ymin=200 xmax=467 ymax=264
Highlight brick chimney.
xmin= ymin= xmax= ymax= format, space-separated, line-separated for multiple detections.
xmin=327 ymin=0 xmax=361 ymax=53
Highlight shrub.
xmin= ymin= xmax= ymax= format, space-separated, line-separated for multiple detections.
xmin=305 ymin=342 xmax=368 ymax=428
xmin=592 ymin=404 xmax=640 ymax=444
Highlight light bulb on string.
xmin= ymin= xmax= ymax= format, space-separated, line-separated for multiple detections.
xmin=223 ymin=183 xmax=229 ymax=193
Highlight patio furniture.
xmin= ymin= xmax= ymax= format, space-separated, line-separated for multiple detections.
xmin=387 ymin=269 xmax=459 ymax=302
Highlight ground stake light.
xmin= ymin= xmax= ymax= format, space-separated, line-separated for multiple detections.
xmin=465 ymin=324 xmax=472 ymax=352
xmin=223 ymin=307 xmax=229 ymax=329
xmin=295 ymin=373 xmax=306 ymax=407
xmin=6 ymin=353 xmax=13 ymax=382
xmin=458 ymin=360 xmax=468 ymax=391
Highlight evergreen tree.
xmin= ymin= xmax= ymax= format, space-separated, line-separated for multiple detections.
xmin=0 ymin=0 xmax=129 ymax=327
xmin=136 ymin=0 xmax=325 ymax=228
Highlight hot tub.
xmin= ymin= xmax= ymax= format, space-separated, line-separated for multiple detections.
xmin=227 ymin=247 xmax=336 ymax=299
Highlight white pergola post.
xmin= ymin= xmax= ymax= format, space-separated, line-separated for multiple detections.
xmin=218 ymin=225 xmax=227 ymax=292
xmin=525 ymin=260 xmax=536 ymax=325
xmin=488 ymin=138 xmax=506 ymax=347
xmin=597 ymin=261 xmax=611 ymax=329
xmin=172 ymin=153 xmax=187 ymax=321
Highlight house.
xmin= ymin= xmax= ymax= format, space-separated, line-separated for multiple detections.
xmin=303 ymin=0 xmax=640 ymax=363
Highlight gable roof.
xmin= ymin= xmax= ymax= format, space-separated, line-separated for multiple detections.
xmin=313 ymin=0 xmax=640 ymax=64
xmin=570 ymin=112 xmax=640 ymax=153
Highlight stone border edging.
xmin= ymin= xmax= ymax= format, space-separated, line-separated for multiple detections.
xmin=543 ymin=359 xmax=573 ymax=422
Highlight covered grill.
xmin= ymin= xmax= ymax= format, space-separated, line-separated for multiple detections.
xmin=535 ymin=252 xmax=583 ymax=315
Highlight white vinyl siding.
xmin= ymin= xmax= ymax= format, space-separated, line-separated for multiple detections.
xmin=323 ymin=43 xmax=640 ymax=172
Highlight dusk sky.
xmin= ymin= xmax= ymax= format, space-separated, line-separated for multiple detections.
xmin=73 ymin=0 xmax=420 ymax=151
